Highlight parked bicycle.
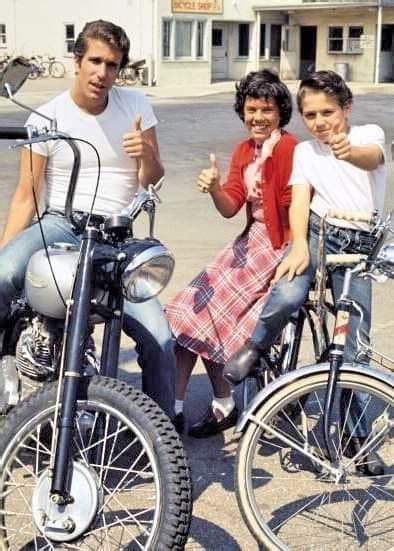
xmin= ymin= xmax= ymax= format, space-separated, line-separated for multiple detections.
xmin=28 ymin=55 xmax=66 ymax=79
xmin=0 ymin=57 xmax=192 ymax=550
xmin=116 ymin=58 xmax=147 ymax=86
xmin=0 ymin=54 xmax=11 ymax=74
xmin=235 ymin=209 xmax=393 ymax=549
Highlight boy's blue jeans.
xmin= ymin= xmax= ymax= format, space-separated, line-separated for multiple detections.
xmin=251 ymin=211 xmax=372 ymax=436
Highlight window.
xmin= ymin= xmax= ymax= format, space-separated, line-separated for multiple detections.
xmin=163 ymin=20 xmax=171 ymax=58
xmin=270 ymin=24 xmax=282 ymax=57
xmin=328 ymin=26 xmax=343 ymax=52
xmin=348 ymin=26 xmax=363 ymax=52
xmin=65 ymin=24 xmax=75 ymax=54
xmin=238 ymin=24 xmax=249 ymax=57
xmin=197 ymin=21 xmax=205 ymax=58
xmin=328 ymin=25 xmax=363 ymax=53
xmin=259 ymin=24 xmax=266 ymax=57
xmin=212 ymin=28 xmax=223 ymax=47
xmin=162 ymin=19 xmax=206 ymax=60
xmin=381 ymin=25 xmax=393 ymax=52
xmin=0 ymin=24 xmax=6 ymax=47
xmin=175 ymin=21 xmax=192 ymax=57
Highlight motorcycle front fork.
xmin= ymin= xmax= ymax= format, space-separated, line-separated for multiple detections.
xmin=48 ymin=228 xmax=123 ymax=502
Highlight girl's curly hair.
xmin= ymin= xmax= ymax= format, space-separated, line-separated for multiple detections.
xmin=234 ymin=69 xmax=292 ymax=127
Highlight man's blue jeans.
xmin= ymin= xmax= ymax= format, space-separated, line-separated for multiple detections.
xmin=0 ymin=213 xmax=175 ymax=418
xmin=251 ymin=211 xmax=372 ymax=436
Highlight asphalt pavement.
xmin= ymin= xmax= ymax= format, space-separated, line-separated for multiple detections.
xmin=0 ymin=76 xmax=393 ymax=550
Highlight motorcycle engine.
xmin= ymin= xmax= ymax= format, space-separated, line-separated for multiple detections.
xmin=15 ymin=316 xmax=63 ymax=381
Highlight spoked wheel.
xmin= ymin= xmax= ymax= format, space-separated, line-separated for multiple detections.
xmin=40 ymin=61 xmax=50 ymax=78
xmin=236 ymin=369 xmax=393 ymax=549
xmin=28 ymin=65 xmax=40 ymax=80
xmin=0 ymin=376 xmax=192 ymax=550
xmin=50 ymin=61 xmax=66 ymax=78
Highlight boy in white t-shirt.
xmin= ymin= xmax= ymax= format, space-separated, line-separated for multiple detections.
xmin=225 ymin=71 xmax=386 ymax=476
xmin=0 ymin=20 xmax=175 ymax=418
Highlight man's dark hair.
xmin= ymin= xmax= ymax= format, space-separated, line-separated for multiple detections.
xmin=234 ymin=69 xmax=292 ymax=128
xmin=74 ymin=20 xmax=130 ymax=69
xmin=297 ymin=70 xmax=353 ymax=113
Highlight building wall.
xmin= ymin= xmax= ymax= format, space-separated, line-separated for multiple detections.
xmin=1 ymin=1 xmax=393 ymax=85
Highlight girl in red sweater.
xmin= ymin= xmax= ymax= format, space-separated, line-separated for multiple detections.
xmin=166 ymin=70 xmax=297 ymax=437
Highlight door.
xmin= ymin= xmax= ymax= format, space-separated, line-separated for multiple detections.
xmin=212 ymin=23 xmax=228 ymax=81
xmin=299 ymin=26 xmax=317 ymax=79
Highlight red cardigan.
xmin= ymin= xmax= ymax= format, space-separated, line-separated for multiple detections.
xmin=222 ymin=131 xmax=298 ymax=249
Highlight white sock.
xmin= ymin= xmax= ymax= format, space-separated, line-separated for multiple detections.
xmin=211 ymin=395 xmax=235 ymax=418
xmin=174 ymin=400 xmax=184 ymax=415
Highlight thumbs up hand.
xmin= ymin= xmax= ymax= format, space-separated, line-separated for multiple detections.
xmin=329 ymin=123 xmax=351 ymax=161
xmin=122 ymin=114 xmax=149 ymax=160
xmin=197 ymin=153 xmax=220 ymax=194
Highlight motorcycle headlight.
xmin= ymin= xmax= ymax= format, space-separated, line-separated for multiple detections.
xmin=121 ymin=244 xmax=175 ymax=302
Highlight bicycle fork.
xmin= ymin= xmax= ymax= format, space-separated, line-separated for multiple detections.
xmin=323 ymin=267 xmax=357 ymax=463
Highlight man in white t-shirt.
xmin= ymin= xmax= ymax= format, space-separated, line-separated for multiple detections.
xmin=225 ymin=70 xmax=386 ymax=476
xmin=0 ymin=20 xmax=175 ymax=417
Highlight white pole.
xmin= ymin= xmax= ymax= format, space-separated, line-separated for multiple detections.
xmin=374 ymin=0 xmax=383 ymax=84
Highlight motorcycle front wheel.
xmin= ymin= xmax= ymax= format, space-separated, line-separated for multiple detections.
xmin=0 ymin=376 xmax=192 ymax=550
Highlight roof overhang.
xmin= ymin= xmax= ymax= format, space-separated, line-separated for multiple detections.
xmin=252 ymin=2 xmax=379 ymax=12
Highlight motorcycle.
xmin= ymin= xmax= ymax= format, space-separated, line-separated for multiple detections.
xmin=0 ymin=57 xmax=192 ymax=549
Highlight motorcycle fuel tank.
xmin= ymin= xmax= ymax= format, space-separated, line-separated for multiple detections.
xmin=25 ymin=243 xmax=79 ymax=319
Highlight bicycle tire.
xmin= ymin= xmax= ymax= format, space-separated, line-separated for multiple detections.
xmin=0 ymin=376 xmax=192 ymax=549
xmin=40 ymin=61 xmax=50 ymax=78
xmin=28 ymin=65 xmax=40 ymax=80
xmin=50 ymin=60 xmax=66 ymax=78
xmin=236 ymin=368 xmax=393 ymax=549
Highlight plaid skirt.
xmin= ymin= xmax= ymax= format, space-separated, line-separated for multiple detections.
xmin=165 ymin=221 xmax=286 ymax=365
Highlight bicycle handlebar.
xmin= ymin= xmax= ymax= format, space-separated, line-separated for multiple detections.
xmin=0 ymin=127 xmax=34 ymax=139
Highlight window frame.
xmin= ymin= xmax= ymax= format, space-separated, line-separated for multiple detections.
xmin=64 ymin=23 xmax=76 ymax=56
xmin=162 ymin=18 xmax=207 ymax=61
xmin=327 ymin=24 xmax=363 ymax=54
xmin=238 ymin=23 xmax=250 ymax=58
xmin=0 ymin=23 xmax=7 ymax=49
xmin=270 ymin=24 xmax=282 ymax=58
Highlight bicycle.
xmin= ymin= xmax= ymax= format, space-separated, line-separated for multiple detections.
xmin=234 ymin=209 xmax=393 ymax=549
xmin=27 ymin=55 xmax=49 ymax=79
xmin=0 ymin=54 xmax=11 ymax=74
xmin=46 ymin=55 xmax=66 ymax=78
xmin=116 ymin=58 xmax=146 ymax=87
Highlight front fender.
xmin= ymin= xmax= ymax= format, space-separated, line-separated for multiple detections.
xmin=235 ymin=362 xmax=393 ymax=433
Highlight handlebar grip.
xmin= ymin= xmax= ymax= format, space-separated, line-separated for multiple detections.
xmin=0 ymin=127 xmax=31 ymax=139
xmin=327 ymin=209 xmax=372 ymax=223
xmin=326 ymin=253 xmax=366 ymax=266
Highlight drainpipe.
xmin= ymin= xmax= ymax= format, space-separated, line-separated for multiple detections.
xmin=374 ymin=0 xmax=383 ymax=84
xmin=255 ymin=11 xmax=261 ymax=71
xmin=151 ymin=0 xmax=158 ymax=86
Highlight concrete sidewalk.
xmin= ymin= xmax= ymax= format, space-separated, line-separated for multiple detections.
xmin=1 ymin=75 xmax=393 ymax=112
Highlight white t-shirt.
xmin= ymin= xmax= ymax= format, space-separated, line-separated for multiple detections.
xmin=289 ymin=124 xmax=386 ymax=230
xmin=25 ymin=87 xmax=157 ymax=215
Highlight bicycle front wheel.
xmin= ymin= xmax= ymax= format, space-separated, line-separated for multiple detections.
xmin=49 ymin=61 xmax=66 ymax=78
xmin=0 ymin=376 xmax=192 ymax=550
xmin=236 ymin=369 xmax=393 ymax=549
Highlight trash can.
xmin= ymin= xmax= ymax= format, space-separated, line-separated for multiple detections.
xmin=335 ymin=62 xmax=349 ymax=81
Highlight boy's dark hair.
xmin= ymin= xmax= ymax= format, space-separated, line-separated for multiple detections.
xmin=74 ymin=20 xmax=130 ymax=69
xmin=234 ymin=69 xmax=292 ymax=128
xmin=297 ymin=70 xmax=353 ymax=112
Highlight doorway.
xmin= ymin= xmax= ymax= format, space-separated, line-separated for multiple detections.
xmin=300 ymin=26 xmax=317 ymax=79
xmin=212 ymin=23 xmax=228 ymax=81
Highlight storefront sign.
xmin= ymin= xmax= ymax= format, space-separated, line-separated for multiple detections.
xmin=172 ymin=0 xmax=223 ymax=14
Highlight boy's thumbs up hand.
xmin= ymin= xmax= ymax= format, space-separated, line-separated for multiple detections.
xmin=197 ymin=153 xmax=220 ymax=194
xmin=329 ymin=122 xmax=351 ymax=161
xmin=122 ymin=114 xmax=149 ymax=160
